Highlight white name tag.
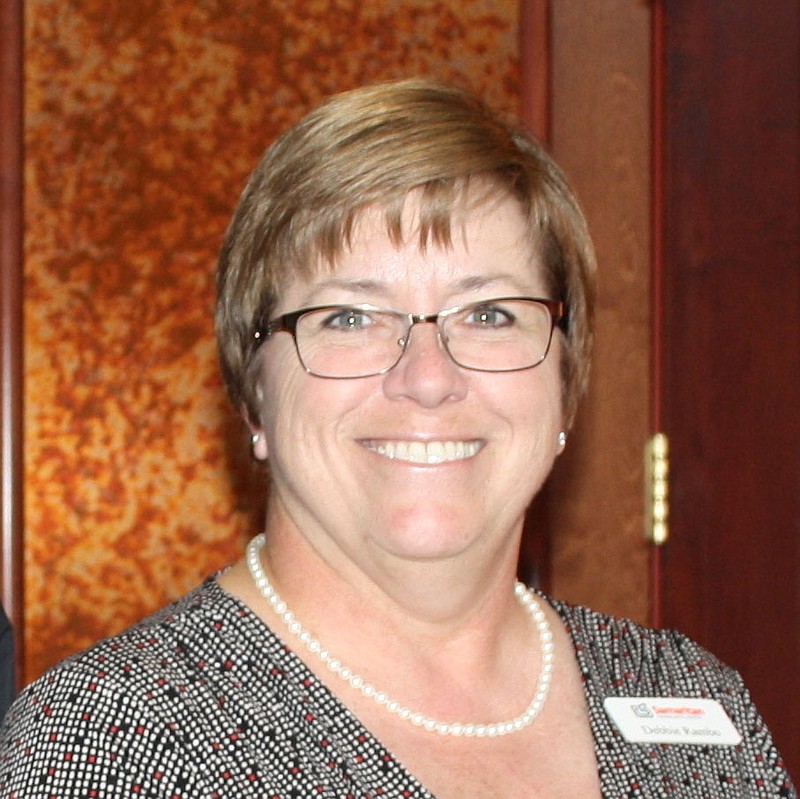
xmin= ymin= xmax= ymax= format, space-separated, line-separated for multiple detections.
xmin=604 ymin=697 xmax=742 ymax=746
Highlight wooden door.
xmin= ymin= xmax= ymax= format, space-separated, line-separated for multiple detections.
xmin=658 ymin=0 xmax=800 ymax=776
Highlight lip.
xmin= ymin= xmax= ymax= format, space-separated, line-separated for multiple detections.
xmin=360 ymin=439 xmax=484 ymax=465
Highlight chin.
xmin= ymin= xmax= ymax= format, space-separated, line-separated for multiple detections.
xmin=376 ymin=507 xmax=481 ymax=561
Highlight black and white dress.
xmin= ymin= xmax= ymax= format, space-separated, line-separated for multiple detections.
xmin=0 ymin=578 xmax=795 ymax=798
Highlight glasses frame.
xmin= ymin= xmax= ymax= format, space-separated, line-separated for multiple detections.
xmin=252 ymin=296 xmax=567 ymax=379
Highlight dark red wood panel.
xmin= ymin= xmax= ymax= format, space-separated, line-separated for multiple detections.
xmin=518 ymin=0 xmax=552 ymax=592
xmin=659 ymin=0 xmax=799 ymax=777
xmin=0 ymin=0 xmax=25 ymax=688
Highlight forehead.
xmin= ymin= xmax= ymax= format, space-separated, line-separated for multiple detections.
xmin=287 ymin=191 xmax=544 ymax=305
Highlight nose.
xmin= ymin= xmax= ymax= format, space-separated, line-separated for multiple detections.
xmin=382 ymin=321 xmax=468 ymax=407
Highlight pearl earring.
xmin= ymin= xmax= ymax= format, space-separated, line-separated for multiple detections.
xmin=557 ymin=431 xmax=567 ymax=448
xmin=251 ymin=433 xmax=261 ymax=446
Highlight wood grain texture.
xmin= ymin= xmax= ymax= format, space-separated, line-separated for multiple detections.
xmin=547 ymin=0 xmax=652 ymax=622
xmin=660 ymin=0 xmax=800 ymax=773
xmin=519 ymin=0 xmax=551 ymax=142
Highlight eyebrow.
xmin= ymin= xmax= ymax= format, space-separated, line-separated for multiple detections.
xmin=300 ymin=274 xmax=531 ymax=305
xmin=298 ymin=279 xmax=390 ymax=307
xmin=452 ymin=275 xmax=525 ymax=293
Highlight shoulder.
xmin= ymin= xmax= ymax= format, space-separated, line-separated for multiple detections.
xmin=545 ymin=597 xmax=796 ymax=798
xmin=547 ymin=596 xmax=739 ymax=695
xmin=3 ymin=577 xmax=265 ymax=716
xmin=24 ymin=578 xmax=237 ymax=685
xmin=0 ymin=579 xmax=255 ymax=795
xmin=0 ymin=579 xmax=417 ymax=797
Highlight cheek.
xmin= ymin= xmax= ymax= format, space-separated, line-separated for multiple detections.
xmin=488 ymin=363 xmax=564 ymax=465
xmin=260 ymin=372 xmax=308 ymax=447
xmin=252 ymin=346 xmax=304 ymax=439
xmin=257 ymin=354 xmax=371 ymax=454
xmin=507 ymin=357 xmax=563 ymax=423
xmin=257 ymin=372 xmax=322 ymax=480
xmin=531 ymin=354 xmax=567 ymax=443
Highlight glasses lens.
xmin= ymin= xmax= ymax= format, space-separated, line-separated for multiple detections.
xmin=443 ymin=299 xmax=555 ymax=372
xmin=295 ymin=307 xmax=404 ymax=378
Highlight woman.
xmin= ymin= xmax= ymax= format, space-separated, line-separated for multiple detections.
xmin=1 ymin=80 xmax=795 ymax=798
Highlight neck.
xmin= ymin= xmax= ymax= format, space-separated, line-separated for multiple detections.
xmin=246 ymin=532 xmax=554 ymax=737
xmin=216 ymin=497 xmax=556 ymax=735
xmin=260 ymin=494 xmax=527 ymax=636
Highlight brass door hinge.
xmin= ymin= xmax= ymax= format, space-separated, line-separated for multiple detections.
xmin=645 ymin=433 xmax=669 ymax=545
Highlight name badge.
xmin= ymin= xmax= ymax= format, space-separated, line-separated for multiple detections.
xmin=603 ymin=697 xmax=742 ymax=746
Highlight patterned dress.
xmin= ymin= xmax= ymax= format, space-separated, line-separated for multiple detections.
xmin=0 ymin=578 xmax=795 ymax=798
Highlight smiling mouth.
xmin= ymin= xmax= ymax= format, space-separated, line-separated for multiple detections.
xmin=361 ymin=440 xmax=483 ymax=464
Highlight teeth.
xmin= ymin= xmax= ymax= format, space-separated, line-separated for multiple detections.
xmin=365 ymin=440 xmax=481 ymax=464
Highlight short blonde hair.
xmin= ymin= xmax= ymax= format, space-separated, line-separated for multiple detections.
xmin=216 ymin=79 xmax=596 ymax=427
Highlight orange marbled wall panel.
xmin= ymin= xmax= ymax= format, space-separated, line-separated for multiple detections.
xmin=23 ymin=0 xmax=520 ymax=683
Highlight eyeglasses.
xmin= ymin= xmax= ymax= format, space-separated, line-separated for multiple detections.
xmin=252 ymin=296 xmax=566 ymax=379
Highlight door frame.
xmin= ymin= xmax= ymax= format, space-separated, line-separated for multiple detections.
xmin=0 ymin=0 xmax=25 ymax=688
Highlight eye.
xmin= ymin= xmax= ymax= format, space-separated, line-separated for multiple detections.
xmin=464 ymin=303 xmax=515 ymax=328
xmin=320 ymin=307 xmax=374 ymax=331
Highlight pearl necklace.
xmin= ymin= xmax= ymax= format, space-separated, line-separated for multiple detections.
xmin=246 ymin=533 xmax=555 ymax=737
